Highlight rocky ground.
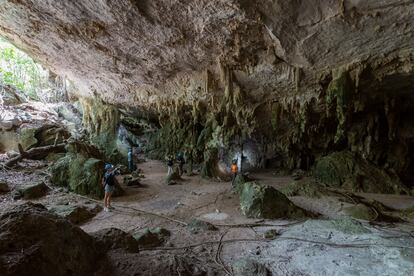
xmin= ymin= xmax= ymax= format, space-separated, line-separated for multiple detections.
xmin=1 ymin=156 xmax=413 ymax=276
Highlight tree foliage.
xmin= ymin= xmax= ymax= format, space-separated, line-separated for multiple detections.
xmin=0 ymin=37 xmax=49 ymax=100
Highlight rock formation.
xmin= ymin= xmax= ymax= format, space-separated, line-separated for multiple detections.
xmin=1 ymin=1 xmax=414 ymax=191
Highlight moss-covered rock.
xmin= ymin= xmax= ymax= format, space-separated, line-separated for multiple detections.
xmin=329 ymin=217 xmax=371 ymax=234
xmin=343 ymin=204 xmax=378 ymax=221
xmin=280 ymin=178 xmax=324 ymax=198
xmin=314 ymin=151 xmax=409 ymax=194
xmin=240 ymin=182 xmax=311 ymax=219
xmin=51 ymin=154 xmax=104 ymax=198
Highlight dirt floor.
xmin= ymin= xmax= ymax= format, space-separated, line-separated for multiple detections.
xmin=1 ymin=157 xmax=414 ymax=275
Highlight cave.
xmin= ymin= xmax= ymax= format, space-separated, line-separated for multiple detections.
xmin=1 ymin=1 xmax=414 ymax=275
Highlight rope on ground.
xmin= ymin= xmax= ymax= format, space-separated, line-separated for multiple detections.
xmin=214 ymin=230 xmax=232 ymax=276
xmin=213 ymin=219 xmax=307 ymax=228
xmin=139 ymin=237 xmax=414 ymax=252
xmin=72 ymin=193 xmax=188 ymax=226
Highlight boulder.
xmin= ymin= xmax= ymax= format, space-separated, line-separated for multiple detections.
xmin=123 ymin=175 xmax=141 ymax=186
xmin=187 ymin=219 xmax=217 ymax=234
xmin=280 ymin=179 xmax=324 ymax=198
xmin=91 ymin=228 xmax=139 ymax=253
xmin=0 ymin=181 xmax=10 ymax=193
xmin=232 ymin=258 xmax=270 ymax=276
xmin=18 ymin=181 xmax=50 ymax=199
xmin=133 ymin=227 xmax=171 ymax=248
xmin=343 ymin=204 xmax=378 ymax=221
xmin=240 ymin=182 xmax=311 ymax=219
xmin=48 ymin=203 xmax=102 ymax=224
xmin=314 ymin=151 xmax=410 ymax=194
xmin=51 ymin=154 xmax=105 ymax=198
xmin=0 ymin=203 xmax=104 ymax=276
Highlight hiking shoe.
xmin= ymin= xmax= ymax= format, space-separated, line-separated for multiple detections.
xmin=104 ymin=207 xmax=110 ymax=212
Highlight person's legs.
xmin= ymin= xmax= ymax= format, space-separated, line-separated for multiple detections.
xmin=231 ymin=173 xmax=237 ymax=188
xmin=107 ymin=192 xmax=113 ymax=209
xmin=104 ymin=192 xmax=108 ymax=211
xmin=168 ymin=166 xmax=173 ymax=175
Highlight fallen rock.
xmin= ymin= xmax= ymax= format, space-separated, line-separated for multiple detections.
xmin=123 ymin=175 xmax=141 ymax=186
xmin=19 ymin=181 xmax=50 ymax=199
xmin=187 ymin=219 xmax=217 ymax=234
xmin=48 ymin=203 xmax=102 ymax=224
xmin=0 ymin=181 xmax=10 ymax=193
xmin=263 ymin=229 xmax=280 ymax=240
xmin=232 ymin=258 xmax=269 ymax=276
xmin=91 ymin=228 xmax=139 ymax=253
xmin=0 ymin=202 xmax=104 ymax=276
xmin=133 ymin=227 xmax=171 ymax=248
xmin=240 ymin=182 xmax=312 ymax=219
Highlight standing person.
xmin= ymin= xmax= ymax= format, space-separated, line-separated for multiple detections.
xmin=128 ymin=148 xmax=134 ymax=172
xmin=231 ymin=159 xmax=238 ymax=188
xmin=176 ymin=152 xmax=185 ymax=176
xmin=103 ymin=163 xmax=117 ymax=212
xmin=167 ymin=155 xmax=174 ymax=176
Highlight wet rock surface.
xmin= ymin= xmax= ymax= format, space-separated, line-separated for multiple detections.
xmin=0 ymin=182 xmax=10 ymax=193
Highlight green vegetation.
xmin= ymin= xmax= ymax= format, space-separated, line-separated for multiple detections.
xmin=0 ymin=37 xmax=50 ymax=100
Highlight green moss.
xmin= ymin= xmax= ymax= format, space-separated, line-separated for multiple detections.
xmin=51 ymin=153 xmax=104 ymax=198
xmin=329 ymin=217 xmax=371 ymax=234
xmin=314 ymin=151 xmax=409 ymax=194
xmin=18 ymin=126 xmax=38 ymax=150
xmin=280 ymin=179 xmax=324 ymax=198
xmin=240 ymin=182 xmax=310 ymax=219
xmin=326 ymin=70 xmax=354 ymax=143
xmin=344 ymin=204 xmax=378 ymax=221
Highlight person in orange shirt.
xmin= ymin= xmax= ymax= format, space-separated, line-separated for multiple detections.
xmin=231 ymin=159 xmax=238 ymax=188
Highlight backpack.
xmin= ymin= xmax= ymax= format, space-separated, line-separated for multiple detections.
xmin=104 ymin=172 xmax=115 ymax=186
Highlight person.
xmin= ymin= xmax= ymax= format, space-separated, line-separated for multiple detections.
xmin=176 ymin=152 xmax=185 ymax=176
xmin=102 ymin=163 xmax=118 ymax=212
xmin=128 ymin=148 xmax=134 ymax=172
xmin=231 ymin=159 xmax=238 ymax=188
xmin=167 ymin=155 xmax=174 ymax=176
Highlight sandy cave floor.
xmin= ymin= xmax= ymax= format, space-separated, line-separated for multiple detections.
xmin=1 ymin=157 xmax=414 ymax=275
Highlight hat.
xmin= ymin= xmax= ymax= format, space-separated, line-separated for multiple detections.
xmin=104 ymin=163 xmax=113 ymax=171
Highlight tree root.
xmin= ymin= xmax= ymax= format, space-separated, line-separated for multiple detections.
xmin=4 ymin=143 xmax=66 ymax=168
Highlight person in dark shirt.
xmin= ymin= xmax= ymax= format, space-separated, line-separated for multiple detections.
xmin=102 ymin=163 xmax=118 ymax=212
xmin=176 ymin=152 xmax=185 ymax=176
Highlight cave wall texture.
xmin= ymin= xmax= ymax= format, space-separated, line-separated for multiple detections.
xmin=1 ymin=0 xmax=414 ymax=187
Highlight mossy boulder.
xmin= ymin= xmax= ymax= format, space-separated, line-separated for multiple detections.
xmin=280 ymin=178 xmax=324 ymax=198
xmin=240 ymin=182 xmax=311 ymax=219
xmin=18 ymin=126 xmax=38 ymax=150
xmin=314 ymin=151 xmax=409 ymax=194
xmin=343 ymin=204 xmax=378 ymax=221
xmin=51 ymin=154 xmax=104 ymax=198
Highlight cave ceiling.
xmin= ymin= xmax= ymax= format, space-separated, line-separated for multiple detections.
xmin=0 ymin=0 xmax=413 ymax=109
